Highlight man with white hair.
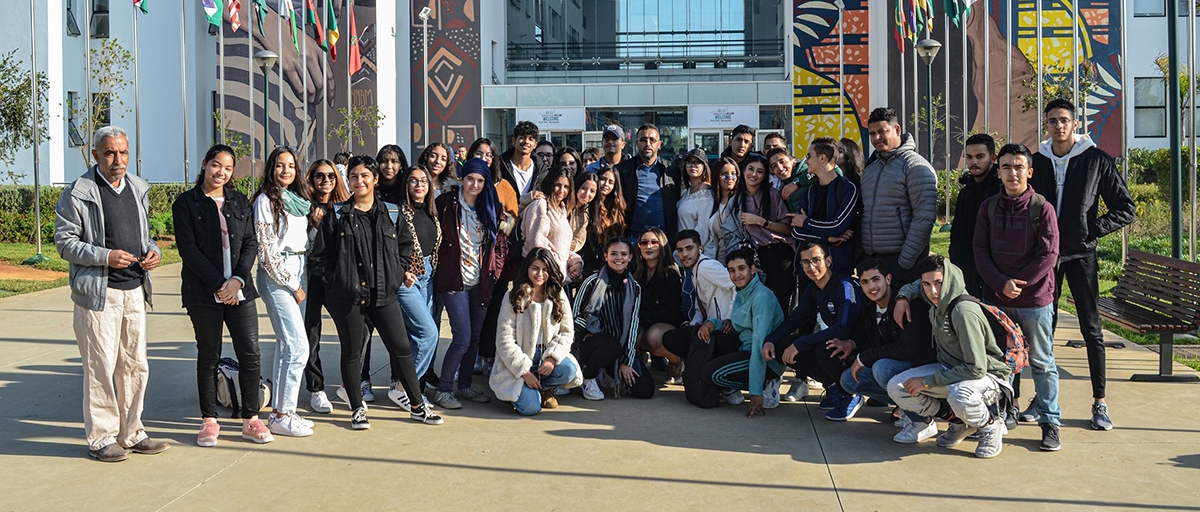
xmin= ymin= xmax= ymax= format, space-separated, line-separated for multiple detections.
xmin=55 ymin=126 xmax=169 ymax=462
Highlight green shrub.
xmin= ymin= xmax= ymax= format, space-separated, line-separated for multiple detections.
xmin=147 ymin=183 xmax=187 ymax=216
xmin=0 ymin=186 xmax=63 ymax=215
xmin=148 ymin=211 xmax=173 ymax=240
xmin=0 ymin=211 xmax=53 ymax=244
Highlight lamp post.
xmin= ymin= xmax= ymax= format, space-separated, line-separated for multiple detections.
xmin=253 ymin=50 xmax=278 ymax=164
xmin=915 ymin=38 xmax=941 ymax=162
xmin=419 ymin=7 xmax=432 ymax=147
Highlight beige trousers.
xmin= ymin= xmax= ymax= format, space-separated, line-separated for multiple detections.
xmin=73 ymin=287 xmax=149 ymax=450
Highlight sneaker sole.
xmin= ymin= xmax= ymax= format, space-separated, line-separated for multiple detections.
xmin=1091 ymin=421 xmax=1113 ymax=431
xmin=129 ymin=445 xmax=170 ymax=455
xmin=269 ymin=427 xmax=314 ymax=437
xmin=411 ymin=416 xmax=445 ymax=425
xmin=88 ymin=451 xmax=128 ymax=463
xmin=351 ymin=423 xmax=371 ymax=430
xmin=1039 ymin=443 xmax=1061 ymax=451
xmin=197 ymin=438 xmax=218 ymax=447
xmin=241 ymin=433 xmax=275 ymax=444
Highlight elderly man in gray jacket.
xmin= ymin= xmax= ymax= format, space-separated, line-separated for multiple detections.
xmin=860 ymin=107 xmax=938 ymax=286
xmin=54 ymin=126 xmax=169 ymax=462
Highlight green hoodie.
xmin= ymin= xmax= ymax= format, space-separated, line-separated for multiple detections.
xmin=920 ymin=261 xmax=1012 ymax=388
xmin=709 ymin=274 xmax=786 ymax=396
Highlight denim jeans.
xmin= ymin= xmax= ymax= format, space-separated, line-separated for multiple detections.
xmin=438 ymin=286 xmax=487 ymax=393
xmin=888 ymin=363 xmax=1001 ymax=428
xmin=1002 ymin=303 xmax=1060 ymax=426
xmin=512 ymin=350 xmax=579 ymax=416
xmin=258 ymin=254 xmax=308 ymax=413
xmin=840 ymin=357 xmax=912 ymax=406
xmin=397 ymin=256 xmax=439 ymax=377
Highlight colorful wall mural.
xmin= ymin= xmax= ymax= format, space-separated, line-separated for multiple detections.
xmin=791 ymin=0 xmax=871 ymax=156
xmin=408 ymin=0 xmax=482 ymax=153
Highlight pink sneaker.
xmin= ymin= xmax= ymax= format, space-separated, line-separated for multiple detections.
xmin=197 ymin=420 xmax=220 ymax=447
xmin=241 ymin=417 xmax=274 ymax=444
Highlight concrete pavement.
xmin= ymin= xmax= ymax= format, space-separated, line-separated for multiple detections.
xmin=0 ymin=263 xmax=1197 ymax=511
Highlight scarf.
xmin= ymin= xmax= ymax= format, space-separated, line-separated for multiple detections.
xmin=281 ymin=187 xmax=311 ymax=218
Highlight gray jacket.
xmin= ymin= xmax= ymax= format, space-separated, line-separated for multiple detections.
xmin=860 ymin=133 xmax=938 ymax=270
xmin=54 ymin=168 xmax=158 ymax=311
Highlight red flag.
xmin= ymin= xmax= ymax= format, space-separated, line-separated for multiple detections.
xmin=307 ymin=0 xmax=325 ymax=50
xmin=348 ymin=2 xmax=361 ymax=75
xmin=226 ymin=0 xmax=241 ymax=32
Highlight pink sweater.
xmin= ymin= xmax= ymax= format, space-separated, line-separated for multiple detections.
xmin=521 ymin=198 xmax=575 ymax=283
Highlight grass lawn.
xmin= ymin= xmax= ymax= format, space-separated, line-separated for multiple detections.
xmin=0 ymin=242 xmax=180 ymax=299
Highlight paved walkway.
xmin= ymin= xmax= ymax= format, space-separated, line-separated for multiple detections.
xmin=1 ymin=264 xmax=1198 ymax=510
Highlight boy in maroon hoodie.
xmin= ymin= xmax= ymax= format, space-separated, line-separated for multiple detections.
xmin=972 ymin=143 xmax=1061 ymax=452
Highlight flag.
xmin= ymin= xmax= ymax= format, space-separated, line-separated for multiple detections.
xmin=202 ymin=0 xmax=223 ymax=27
xmin=278 ymin=0 xmax=300 ymax=54
xmin=307 ymin=0 xmax=325 ymax=51
xmin=134 ymin=0 xmax=148 ymax=15
xmin=253 ymin=0 xmax=267 ymax=35
xmin=348 ymin=1 xmax=361 ymax=75
xmin=327 ymin=0 xmax=340 ymax=61
xmin=944 ymin=0 xmax=975 ymax=27
xmin=226 ymin=0 xmax=241 ymax=32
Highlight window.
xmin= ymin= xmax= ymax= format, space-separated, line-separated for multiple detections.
xmin=1132 ymin=0 xmax=1192 ymax=16
xmin=92 ymin=93 xmax=111 ymax=127
xmin=1134 ymin=77 xmax=1167 ymax=137
xmin=66 ymin=1 xmax=82 ymax=37
xmin=67 ymin=92 xmax=86 ymax=147
xmin=90 ymin=0 xmax=110 ymax=39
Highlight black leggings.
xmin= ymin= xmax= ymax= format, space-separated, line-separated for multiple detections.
xmin=478 ymin=277 xmax=512 ymax=360
xmin=187 ymin=301 xmax=261 ymax=419
xmin=662 ymin=325 xmax=699 ymax=361
xmin=703 ymin=350 xmax=782 ymax=391
xmin=576 ymin=333 xmax=655 ymax=398
xmin=757 ymin=242 xmax=797 ymax=310
xmin=326 ymin=301 xmax=422 ymax=411
xmin=303 ymin=279 xmax=328 ymax=393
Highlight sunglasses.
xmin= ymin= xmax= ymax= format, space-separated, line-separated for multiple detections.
xmin=638 ymin=239 xmax=661 ymax=247
xmin=312 ymin=172 xmax=338 ymax=182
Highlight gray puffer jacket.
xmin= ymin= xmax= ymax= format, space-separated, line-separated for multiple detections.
xmin=860 ymin=133 xmax=938 ymax=270
xmin=54 ymin=168 xmax=158 ymax=311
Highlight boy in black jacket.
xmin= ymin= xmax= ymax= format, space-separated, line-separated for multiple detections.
xmin=949 ymin=134 xmax=1000 ymax=297
xmin=1030 ymin=98 xmax=1135 ymax=431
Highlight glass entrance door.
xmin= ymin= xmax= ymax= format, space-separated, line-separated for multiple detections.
xmin=545 ymin=132 xmax=584 ymax=152
xmin=692 ymin=131 xmax=724 ymax=160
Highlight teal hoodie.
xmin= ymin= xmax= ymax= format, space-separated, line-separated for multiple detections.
xmin=709 ymin=274 xmax=786 ymax=395
xmin=919 ymin=261 xmax=1012 ymax=387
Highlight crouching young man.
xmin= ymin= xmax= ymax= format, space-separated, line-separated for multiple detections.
xmin=887 ymin=255 xmax=1013 ymax=458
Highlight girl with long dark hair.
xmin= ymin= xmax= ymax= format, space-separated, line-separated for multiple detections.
xmin=732 ymin=152 xmax=796 ymax=310
xmin=302 ymin=159 xmax=350 ymax=415
xmin=419 ymin=142 xmax=458 ymax=198
xmin=489 ymin=248 xmax=582 ymax=415
xmin=520 ymin=167 xmax=577 ymax=284
xmin=375 ymin=144 xmax=410 ymax=203
xmin=709 ymin=157 xmax=741 ymax=262
xmin=175 ymin=144 xmax=273 ymax=446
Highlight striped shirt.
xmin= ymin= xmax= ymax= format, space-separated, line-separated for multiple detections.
xmin=572 ymin=269 xmax=642 ymax=366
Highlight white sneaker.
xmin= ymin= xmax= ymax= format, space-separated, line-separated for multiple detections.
xmin=388 ymin=382 xmax=411 ymax=412
xmin=290 ymin=412 xmax=315 ymax=428
xmin=721 ymin=388 xmax=745 ymax=406
xmin=893 ymin=419 xmax=936 ymax=444
xmin=581 ymin=378 xmax=605 ymax=401
xmin=268 ymin=413 xmax=313 ymax=437
xmin=360 ymin=380 xmax=376 ymax=402
xmin=763 ymin=377 xmax=782 ymax=409
xmin=335 ymin=385 xmax=365 ymax=411
xmin=784 ymin=379 xmax=808 ymax=402
xmin=310 ymin=391 xmax=333 ymax=414
xmin=894 ymin=415 xmax=913 ymax=428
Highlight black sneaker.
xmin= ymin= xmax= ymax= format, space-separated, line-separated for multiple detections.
xmin=351 ymin=406 xmax=370 ymax=430
xmin=1003 ymin=406 xmax=1018 ymax=431
xmin=410 ymin=404 xmax=444 ymax=425
xmin=1039 ymin=423 xmax=1062 ymax=451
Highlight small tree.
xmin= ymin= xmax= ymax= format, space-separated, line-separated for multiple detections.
xmin=68 ymin=38 xmax=132 ymax=165
xmin=328 ymin=105 xmax=385 ymax=153
xmin=1019 ymin=57 xmax=1101 ymax=113
xmin=0 ymin=50 xmax=50 ymax=184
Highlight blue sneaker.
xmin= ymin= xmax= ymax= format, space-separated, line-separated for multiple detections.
xmin=825 ymin=393 xmax=864 ymax=421
xmin=819 ymin=384 xmax=844 ymax=410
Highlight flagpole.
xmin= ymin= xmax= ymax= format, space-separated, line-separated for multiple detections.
xmin=249 ymin=1 xmax=256 ymax=178
xmin=1119 ymin=0 xmax=1128 ymax=265
xmin=322 ymin=0 xmax=328 ymax=158
xmin=301 ymin=0 xmax=308 ymax=160
xmin=960 ymin=9 xmax=966 ymax=153
xmin=983 ymin=0 xmax=990 ymax=133
xmin=1072 ymin=0 xmax=1081 ymax=130
xmin=133 ymin=2 xmax=143 ymax=176
xmin=946 ymin=11 xmax=953 ymax=223
xmin=348 ymin=0 xmax=354 ymax=150
xmin=901 ymin=38 xmax=908 ymax=136
xmin=1006 ymin=0 xmax=1012 ymax=142
xmin=83 ymin=0 xmax=93 ymax=162
xmin=29 ymin=0 xmax=46 ymax=261
xmin=219 ymin=10 xmax=226 ymax=144
xmin=912 ymin=42 xmax=918 ymax=139
xmin=838 ymin=1 xmax=844 ymax=137
xmin=1036 ymin=0 xmax=1044 ymax=140
xmin=181 ymin=5 xmax=190 ymax=184
xmin=1190 ymin=0 xmax=1197 ymax=260
xmin=277 ymin=2 xmax=283 ymax=147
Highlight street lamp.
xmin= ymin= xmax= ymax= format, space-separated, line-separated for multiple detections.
xmin=915 ymin=38 xmax=941 ymax=162
xmin=419 ymin=7 xmax=432 ymax=147
xmin=253 ymin=50 xmax=278 ymax=174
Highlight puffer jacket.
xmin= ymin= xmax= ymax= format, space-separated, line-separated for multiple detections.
xmin=54 ymin=167 xmax=159 ymax=311
xmin=922 ymin=261 xmax=1012 ymax=388
xmin=859 ymin=134 xmax=938 ymax=270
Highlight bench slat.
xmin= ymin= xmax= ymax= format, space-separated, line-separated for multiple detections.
xmin=1096 ymin=251 xmax=1200 ymax=334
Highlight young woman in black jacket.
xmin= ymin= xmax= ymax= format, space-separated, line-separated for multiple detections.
xmin=173 ymin=144 xmax=274 ymax=447
xmin=632 ymin=228 xmax=684 ymax=384
xmin=309 ymin=155 xmax=444 ymax=429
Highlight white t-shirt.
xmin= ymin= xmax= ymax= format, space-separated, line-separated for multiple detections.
xmin=511 ymin=159 xmax=536 ymax=196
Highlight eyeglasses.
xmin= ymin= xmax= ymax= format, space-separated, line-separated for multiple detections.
xmin=798 ymin=257 xmax=827 ymax=269
xmin=408 ymin=178 xmax=429 ymax=186
xmin=638 ymin=239 xmax=661 ymax=247
xmin=684 ymin=160 xmax=704 ymax=167
xmin=535 ymin=152 xmax=554 ymax=158
xmin=313 ymin=172 xmax=338 ymax=182
xmin=719 ymin=172 xmax=738 ymax=179
xmin=638 ymin=137 xmax=659 ymax=144
xmin=1045 ymin=118 xmax=1074 ymax=126
xmin=473 ymin=150 xmax=493 ymax=159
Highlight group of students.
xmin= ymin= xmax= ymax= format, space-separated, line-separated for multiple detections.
xmin=167 ymin=98 xmax=1134 ymax=460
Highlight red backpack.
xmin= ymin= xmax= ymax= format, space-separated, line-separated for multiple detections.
xmin=944 ymin=295 xmax=1030 ymax=374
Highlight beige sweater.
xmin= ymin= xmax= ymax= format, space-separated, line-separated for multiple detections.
xmin=489 ymin=289 xmax=582 ymax=402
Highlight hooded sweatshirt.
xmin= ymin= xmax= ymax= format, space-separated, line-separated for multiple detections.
xmin=922 ymin=261 xmax=1012 ymax=388
xmin=860 ymin=133 xmax=938 ymax=270
xmin=1031 ymin=134 xmax=1135 ymax=260
xmin=972 ymin=186 xmax=1060 ymax=308
xmin=709 ymin=274 xmax=786 ymax=396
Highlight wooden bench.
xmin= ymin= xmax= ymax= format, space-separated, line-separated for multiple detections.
xmin=1069 ymin=250 xmax=1200 ymax=382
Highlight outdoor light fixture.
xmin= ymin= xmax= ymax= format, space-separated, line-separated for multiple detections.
xmin=419 ymin=7 xmax=432 ymax=146
xmin=253 ymin=50 xmax=278 ymax=157
xmin=914 ymin=38 xmax=941 ymax=161
xmin=915 ymin=38 xmax=942 ymax=66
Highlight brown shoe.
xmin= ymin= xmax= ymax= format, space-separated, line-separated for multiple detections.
xmin=88 ymin=443 xmax=128 ymax=463
xmin=540 ymin=388 xmax=558 ymax=409
xmin=125 ymin=437 xmax=170 ymax=455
